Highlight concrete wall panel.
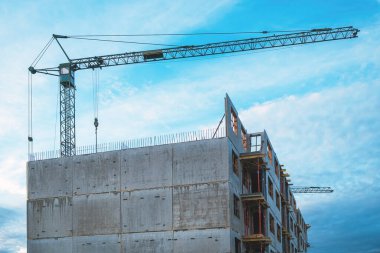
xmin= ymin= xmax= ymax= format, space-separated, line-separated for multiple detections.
xmin=121 ymin=188 xmax=172 ymax=233
xmin=27 ymin=158 xmax=72 ymax=199
xmin=73 ymin=234 xmax=122 ymax=253
xmin=173 ymin=139 xmax=228 ymax=185
xmin=173 ymin=229 xmax=230 ymax=253
xmin=173 ymin=182 xmax=229 ymax=230
xmin=229 ymin=181 xmax=243 ymax=235
xmin=224 ymin=94 xmax=246 ymax=153
xmin=73 ymin=152 xmax=120 ymax=195
xmin=121 ymin=145 xmax=172 ymax=191
xmin=73 ymin=192 xmax=120 ymax=236
xmin=122 ymin=231 xmax=173 ymax=253
xmin=27 ymin=197 xmax=72 ymax=239
xmin=28 ymin=237 xmax=72 ymax=253
xmin=229 ymin=142 xmax=244 ymax=235
xmin=27 ymin=138 xmax=240 ymax=252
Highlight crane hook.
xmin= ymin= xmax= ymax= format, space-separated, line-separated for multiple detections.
xmin=94 ymin=117 xmax=99 ymax=128
xmin=94 ymin=117 xmax=99 ymax=152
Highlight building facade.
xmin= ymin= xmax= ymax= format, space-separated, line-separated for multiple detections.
xmin=27 ymin=95 xmax=308 ymax=253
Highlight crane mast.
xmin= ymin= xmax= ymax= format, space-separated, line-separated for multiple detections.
xmin=29 ymin=26 xmax=359 ymax=157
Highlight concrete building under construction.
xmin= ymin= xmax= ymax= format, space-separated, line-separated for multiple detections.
xmin=27 ymin=95 xmax=309 ymax=253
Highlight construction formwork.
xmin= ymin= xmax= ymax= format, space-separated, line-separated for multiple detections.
xmin=27 ymin=95 xmax=309 ymax=253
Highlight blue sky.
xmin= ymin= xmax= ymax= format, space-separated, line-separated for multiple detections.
xmin=0 ymin=1 xmax=379 ymax=252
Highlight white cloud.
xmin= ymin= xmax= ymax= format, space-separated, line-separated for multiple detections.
xmin=17 ymin=247 xmax=26 ymax=253
xmin=239 ymin=80 xmax=380 ymax=209
xmin=0 ymin=0 xmax=237 ymax=145
xmin=0 ymin=144 xmax=27 ymax=208
xmin=70 ymin=22 xmax=380 ymax=148
xmin=0 ymin=211 xmax=26 ymax=252
xmin=0 ymin=4 xmax=239 ymax=251
xmin=0 ymin=1 xmax=379 ymax=252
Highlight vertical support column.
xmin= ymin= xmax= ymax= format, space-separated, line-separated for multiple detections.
xmin=257 ymin=160 xmax=261 ymax=193
xmin=258 ymin=204 xmax=262 ymax=234
xmin=59 ymin=63 xmax=76 ymax=157
xmin=250 ymin=208 xmax=253 ymax=235
xmin=263 ymin=210 xmax=266 ymax=236
xmin=244 ymin=205 xmax=248 ymax=235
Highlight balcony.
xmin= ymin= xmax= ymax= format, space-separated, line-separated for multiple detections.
xmin=241 ymin=192 xmax=269 ymax=208
xmin=242 ymin=234 xmax=271 ymax=244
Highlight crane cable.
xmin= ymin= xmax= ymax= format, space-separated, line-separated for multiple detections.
xmin=67 ymin=30 xmax=310 ymax=37
xmin=31 ymin=36 xmax=54 ymax=67
xmin=92 ymin=69 xmax=100 ymax=152
xmin=53 ymin=80 xmax=60 ymax=153
xmin=62 ymin=29 xmax=311 ymax=48
xmin=28 ymin=37 xmax=55 ymax=160
xmin=67 ymin=37 xmax=179 ymax=47
xmin=27 ymin=71 xmax=33 ymax=159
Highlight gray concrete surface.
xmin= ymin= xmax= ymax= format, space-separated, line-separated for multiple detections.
xmin=121 ymin=188 xmax=172 ymax=233
xmin=121 ymin=145 xmax=172 ymax=191
xmin=27 ymin=196 xmax=72 ymax=239
xmin=173 ymin=182 xmax=229 ymax=230
xmin=27 ymin=138 xmax=235 ymax=253
xmin=73 ymin=192 xmax=121 ymax=236
xmin=73 ymin=234 xmax=122 ymax=253
xmin=28 ymin=157 xmax=72 ymax=199
xmin=73 ymin=152 xmax=120 ymax=195
xmin=28 ymin=237 xmax=72 ymax=253
xmin=172 ymin=139 xmax=229 ymax=185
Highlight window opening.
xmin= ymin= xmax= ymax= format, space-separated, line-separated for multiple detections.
xmin=233 ymin=194 xmax=240 ymax=218
xmin=241 ymin=127 xmax=247 ymax=151
xmin=232 ymin=151 xmax=239 ymax=176
xmin=275 ymin=159 xmax=279 ymax=179
xmin=268 ymin=177 xmax=273 ymax=199
xmin=231 ymin=109 xmax=238 ymax=135
xmin=289 ymin=193 xmax=293 ymax=207
xmin=250 ymin=134 xmax=261 ymax=152
xmin=267 ymin=143 xmax=273 ymax=165
xmin=235 ymin=238 xmax=241 ymax=253
xmin=276 ymin=191 xmax=280 ymax=210
xmin=290 ymin=218 xmax=293 ymax=232
xmin=269 ymin=213 xmax=274 ymax=234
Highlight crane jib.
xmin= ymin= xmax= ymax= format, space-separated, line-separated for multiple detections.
xmin=28 ymin=26 xmax=360 ymax=157
xmin=65 ymin=27 xmax=359 ymax=71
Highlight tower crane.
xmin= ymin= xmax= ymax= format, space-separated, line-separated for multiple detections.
xmin=290 ymin=186 xmax=334 ymax=193
xmin=28 ymin=26 xmax=359 ymax=157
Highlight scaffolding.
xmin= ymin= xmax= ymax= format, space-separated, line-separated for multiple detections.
xmin=238 ymin=131 xmax=309 ymax=253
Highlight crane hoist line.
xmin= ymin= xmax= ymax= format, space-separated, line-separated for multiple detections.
xmin=28 ymin=26 xmax=360 ymax=157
